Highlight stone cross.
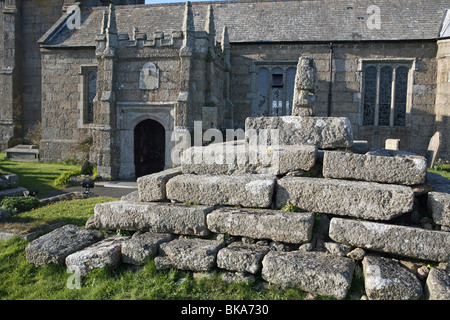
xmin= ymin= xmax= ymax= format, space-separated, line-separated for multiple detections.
xmin=292 ymin=56 xmax=318 ymax=117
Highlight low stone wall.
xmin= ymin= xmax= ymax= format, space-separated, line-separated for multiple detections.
xmin=24 ymin=115 xmax=450 ymax=300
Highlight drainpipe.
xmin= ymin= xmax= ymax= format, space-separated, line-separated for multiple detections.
xmin=327 ymin=42 xmax=334 ymax=117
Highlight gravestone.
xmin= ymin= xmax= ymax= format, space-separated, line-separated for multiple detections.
xmin=5 ymin=145 xmax=39 ymax=162
xmin=426 ymin=132 xmax=441 ymax=168
xmin=385 ymin=138 xmax=400 ymax=150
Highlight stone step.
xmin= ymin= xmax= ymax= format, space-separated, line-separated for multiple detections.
xmin=362 ymin=255 xmax=423 ymax=300
xmin=425 ymin=267 xmax=450 ymax=300
xmin=137 ymin=167 xmax=182 ymax=202
xmin=121 ymin=231 xmax=175 ymax=265
xmin=276 ymin=176 xmax=414 ymax=220
xmin=25 ymin=224 xmax=104 ymax=267
xmin=323 ymin=150 xmax=427 ymax=185
xmin=329 ymin=217 xmax=450 ymax=262
xmin=261 ymin=250 xmax=355 ymax=300
xmin=206 ymin=207 xmax=314 ymax=244
xmin=428 ymin=191 xmax=450 ymax=228
xmin=244 ymin=116 xmax=353 ymax=149
xmin=154 ymin=238 xmax=226 ymax=272
xmin=85 ymin=200 xmax=213 ymax=236
xmin=181 ymin=143 xmax=317 ymax=175
xmin=65 ymin=236 xmax=128 ymax=277
xmin=216 ymin=242 xmax=270 ymax=274
xmin=166 ymin=174 xmax=276 ymax=208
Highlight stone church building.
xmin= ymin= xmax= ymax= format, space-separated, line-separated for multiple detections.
xmin=0 ymin=0 xmax=449 ymax=179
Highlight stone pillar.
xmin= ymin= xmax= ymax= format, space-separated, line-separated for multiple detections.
xmin=434 ymin=39 xmax=450 ymax=160
xmin=0 ymin=0 xmax=22 ymax=150
xmin=90 ymin=4 xmax=120 ymax=179
xmin=176 ymin=1 xmax=195 ymax=130
xmin=221 ymin=26 xmax=234 ymax=129
xmin=291 ymin=56 xmax=318 ymax=117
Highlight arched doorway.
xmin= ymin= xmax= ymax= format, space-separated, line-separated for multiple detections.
xmin=134 ymin=119 xmax=165 ymax=178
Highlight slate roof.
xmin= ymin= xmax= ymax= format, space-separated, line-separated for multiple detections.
xmin=41 ymin=0 xmax=450 ymax=47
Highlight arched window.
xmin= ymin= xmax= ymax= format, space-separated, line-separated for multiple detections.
xmin=363 ymin=66 xmax=377 ymax=126
xmin=362 ymin=63 xmax=410 ymax=127
xmin=255 ymin=64 xmax=297 ymax=116
xmin=87 ymin=71 xmax=97 ymax=123
xmin=378 ymin=66 xmax=393 ymax=126
xmin=271 ymin=68 xmax=284 ymax=116
xmin=79 ymin=65 xmax=97 ymax=127
xmin=394 ymin=67 xmax=408 ymax=126
xmin=256 ymin=68 xmax=270 ymax=116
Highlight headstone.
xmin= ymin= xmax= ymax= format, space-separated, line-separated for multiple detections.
xmin=385 ymin=138 xmax=400 ymax=150
xmin=426 ymin=132 xmax=441 ymax=168
xmin=5 ymin=145 xmax=39 ymax=162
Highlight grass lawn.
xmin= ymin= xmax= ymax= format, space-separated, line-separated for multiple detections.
xmin=0 ymin=154 xmax=446 ymax=302
xmin=0 ymin=153 xmax=81 ymax=198
xmin=0 ymin=197 xmax=346 ymax=301
xmin=428 ymin=163 xmax=450 ymax=180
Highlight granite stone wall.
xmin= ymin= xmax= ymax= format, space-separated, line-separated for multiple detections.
xmin=230 ymin=41 xmax=439 ymax=157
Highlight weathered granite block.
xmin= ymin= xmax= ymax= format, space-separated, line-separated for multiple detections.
xmin=329 ymin=218 xmax=450 ymax=262
xmin=362 ymin=255 xmax=423 ymax=300
xmin=121 ymin=231 xmax=175 ymax=265
xmin=323 ymin=151 xmax=427 ymax=185
xmin=427 ymin=172 xmax=450 ymax=193
xmin=261 ymin=251 xmax=355 ymax=299
xmin=245 ymin=116 xmax=353 ymax=149
xmin=206 ymin=207 xmax=315 ymax=244
xmin=65 ymin=237 xmax=128 ymax=276
xmin=428 ymin=192 xmax=450 ymax=228
xmin=217 ymin=242 xmax=270 ymax=274
xmin=425 ymin=267 xmax=450 ymax=300
xmin=166 ymin=174 xmax=276 ymax=208
xmin=137 ymin=167 xmax=182 ymax=202
xmin=154 ymin=238 xmax=226 ymax=271
xmin=85 ymin=201 xmax=212 ymax=236
xmin=276 ymin=177 xmax=414 ymax=220
xmin=25 ymin=224 xmax=104 ymax=266
xmin=181 ymin=141 xmax=247 ymax=175
xmin=181 ymin=143 xmax=317 ymax=175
